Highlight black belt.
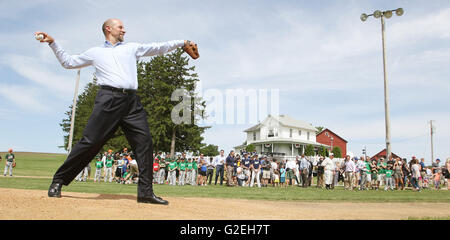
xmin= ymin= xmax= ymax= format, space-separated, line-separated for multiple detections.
xmin=100 ymin=85 xmax=137 ymax=94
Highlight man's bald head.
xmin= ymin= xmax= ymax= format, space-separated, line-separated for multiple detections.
xmin=102 ymin=18 xmax=126 ymax=43
xmin=102 ymin=18 xmax=118 ymax=36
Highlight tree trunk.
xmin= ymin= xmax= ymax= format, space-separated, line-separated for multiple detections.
xmin=170 ymin=127 xmax=176 ymax=156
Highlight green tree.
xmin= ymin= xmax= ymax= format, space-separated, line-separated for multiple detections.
xmin=245 ymin=144 xmax=256 ymax=153
xmin=137 ymin=49 xmax=208 ymax=155
xmin=304 ymin=144 xmax=315 ymax=156
xmin=317 ymin=146 xmax=329 ymax=157
xmin=332 ymin=146 xmax=342 ymax=158
xmin=315 ymin=126 xmax=325 ymax=134
xmin=200 ymin=144 xmax=219 ymax=156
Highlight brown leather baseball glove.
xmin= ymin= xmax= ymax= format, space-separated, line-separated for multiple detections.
xmin=182 ymin=40 xmax=199 ymax=59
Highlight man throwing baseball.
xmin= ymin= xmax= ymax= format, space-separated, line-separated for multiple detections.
xmin=36 ymin=18 xmax=199 ymax=205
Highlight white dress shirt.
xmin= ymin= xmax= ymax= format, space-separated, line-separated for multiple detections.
xmin=286 ymin=160 xmax=297 ymax=170
xmin=49 ymin=40 xmax=185 ymax=90
xmin=213 ymin=155 xmax=226 ymax=166
xmin=344 ymin=160 xmax=356 ymax=172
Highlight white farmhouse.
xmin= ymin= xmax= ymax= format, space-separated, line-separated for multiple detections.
xmin=234 ymin=115 xmax=327 ymax=157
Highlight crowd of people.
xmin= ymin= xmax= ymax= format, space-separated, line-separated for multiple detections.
xmin=77 ymin=147 xmax=450 ymax=191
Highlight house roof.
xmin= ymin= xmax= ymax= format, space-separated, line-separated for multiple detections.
xmin=244 ymin=115 xmax=317 ymax=132
xmin=316 ymin=128 xmax=348 ymax=143
xmin=370 ymin=148 xmax=402 ymax=160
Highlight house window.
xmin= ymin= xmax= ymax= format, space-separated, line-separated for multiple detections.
xmin=268 ymin=130 xmax=274 ymax=138
xmin=298 ymin=130 xmax=301 ymax=136
xmin=253 ymin=132 xmax=256 ymax=141
xmin=307 ymin=132 xmax=310 ymax=140
xmin=289 ymin=129 xmax=293 ymax=138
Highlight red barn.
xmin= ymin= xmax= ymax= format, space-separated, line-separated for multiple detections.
xmin=316 ymin=129 xmax=347 ymax=157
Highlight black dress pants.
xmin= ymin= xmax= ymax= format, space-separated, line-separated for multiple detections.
xmin=52 ymin=88 xmax=154 ymax=198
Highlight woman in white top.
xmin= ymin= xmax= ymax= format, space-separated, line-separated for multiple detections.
xmin=411 ymin=159 xmax=421 ymax=191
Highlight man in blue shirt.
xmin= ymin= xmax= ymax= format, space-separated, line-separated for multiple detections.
xmin=242 ymin=153 xmax=252 ymax=186
xmin=250 ymin=155 xmax=261 ymax=188
xmin=40 ymin=18 xmax=198 ymax=205
xmin=225 ymin=150 xmax=236 ymax=186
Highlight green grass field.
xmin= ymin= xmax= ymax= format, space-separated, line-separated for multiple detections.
xmin=1 ymin=152 xmax=450 ymax=203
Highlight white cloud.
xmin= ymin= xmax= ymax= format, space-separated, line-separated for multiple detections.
xmin=2 ymin=54 xmax=75 ymax=95
xmin=0 ymin=83 xmax=50 ymax=112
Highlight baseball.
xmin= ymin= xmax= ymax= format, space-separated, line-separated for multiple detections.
xmin=35 ymin=33 xmax=44 ymax=41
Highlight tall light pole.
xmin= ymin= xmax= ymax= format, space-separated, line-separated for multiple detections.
xmin=430 ymin=120 xmax=435 ymax=163
xmin=67 ymin=69 xmax=81 ymax=153
xmin=361 ymin=8 xmax=404 ymax=159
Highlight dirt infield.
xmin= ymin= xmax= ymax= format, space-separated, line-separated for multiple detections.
xmin=1 ymin=188 xmax=449 ymax=220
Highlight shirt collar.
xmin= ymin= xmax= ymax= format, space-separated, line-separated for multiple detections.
xmin=104 ymin=40 xmax=123 ymax=48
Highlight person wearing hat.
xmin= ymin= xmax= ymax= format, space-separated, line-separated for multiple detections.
xmin=376 ymin=158 xmax=387 ymax=190
xmin=432 ymin=159 xmax=441 ymax=174
xmin=167 ymin=157 xmax=178 ymax=186
xmin=3 ymin=148 xmax=15 ymax=177
xmin=93 ymin=155 xmax=104 ymax=183
xmin=250 ymin=155 xmax=262 ymax=188
xmin=178 ymin=156 xmax=187 ymax=186
xmin=241 ymin=153 xmax=252 ymax=187
xmin=321 ymin=153 xmax=335 ymax=190
xmin=104 ymin=150 xmax=114 ymax=182
xmin=156 ymin=156 xmax=167 ymax=184
xmin=225 ymin=150 xmax=236 ymax=187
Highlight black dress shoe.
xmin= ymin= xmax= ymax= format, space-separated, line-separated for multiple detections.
xmin=48 ymin=182 xmax=62 ymax=198
xmin=137 ymin=194 xmax=168 ymax=205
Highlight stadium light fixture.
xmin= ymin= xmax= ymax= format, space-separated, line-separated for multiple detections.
xmin=360 ymin=8 xmax=404 ymax=159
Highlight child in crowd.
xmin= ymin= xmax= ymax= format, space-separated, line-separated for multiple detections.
xmin=273 ymin=168 xmax=280 ymax=187
xmin=384 ymin=165 xmax=394 ymax=191
xmin=433 ymin=170 xmax=441 ymax=190
xmin=424 ymin=167 xmax=432 ymax=189
xmin=280 ymin=164 xmax=286 ymax=188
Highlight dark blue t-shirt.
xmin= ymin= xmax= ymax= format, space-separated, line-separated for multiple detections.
xmin=252 ymin=159 xmax=261 ymax=169
xmin=226 ymin=156 xmax=235 ymax=166
xmin=243 ymin=158 xmax=251 ymax=168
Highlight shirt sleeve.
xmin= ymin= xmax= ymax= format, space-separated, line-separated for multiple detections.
xmin=49 ymin=41 xmax=94 ymax=69
xmin=134 ymin=40 xmax=185 ymax=58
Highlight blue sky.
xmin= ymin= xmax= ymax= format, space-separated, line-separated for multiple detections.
xmin=0 ymin=0 xmax=449 ymax=164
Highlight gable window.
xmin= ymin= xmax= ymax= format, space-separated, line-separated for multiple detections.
xmin=289 ymin=129 xmax=293 ymax=138
xmin=307 ymin=132 xmax=310 ymax=140
xmin=298 ymin=130 xmax=301 ymax=136
xmin=268 ymin=130 xmax=274 ymax=138
xmin=253 ymin=132 xmax=256 ymax=141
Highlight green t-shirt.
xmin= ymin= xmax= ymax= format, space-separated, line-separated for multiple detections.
xmin=385 ymin=169 xmax=393 ymax=178
xmin=5 ymin=153 xmax=14 ymax=162
xmin=364 ymin=161 xmax=371 ymax=173
xmin=193 ymin=161 xmax=198 ymax=169
xmin=377 ymin=162 xmax=387 ymax=174
xmin=179 ymin=161 xmax=187 ymax=171
xmin=159 ymin=160 xmax=167 ymax=168
xmin=168 ymin=161 xmax=178 ymax=170
xmin=187 ymin=162 xmax=194 ymax=170
xmin=105 ymin=157 xmax=114 ymax=168
xmin=95 ymin=161 xmax=104 ymax=169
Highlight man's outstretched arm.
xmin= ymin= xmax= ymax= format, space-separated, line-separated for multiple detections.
xmin=35 ymin=31 xmax=93 ymax=69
